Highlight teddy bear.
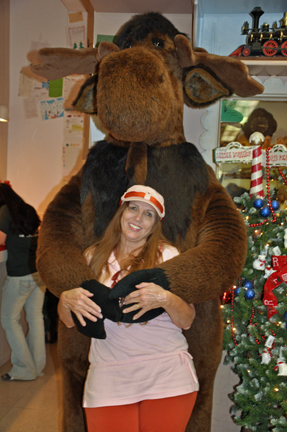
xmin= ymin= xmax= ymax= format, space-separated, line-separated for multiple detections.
xmin=28 ymin=12 xmax=264 ymax=432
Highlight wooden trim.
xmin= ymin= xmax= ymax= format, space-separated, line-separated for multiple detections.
xmin=79 ymin=0 xmax=94 ymax=14
xmin=60 ymin=0 xmax=85 ymax=12
xmin=61 ymin=0 xmax=95 ymax=160
xmin=0 ymin=0 xmax=9 ymax=181
xmin=78 ymin=0 xmax=94 ymax=47
xmin=79 ymin=0 xmax=94 ymax=159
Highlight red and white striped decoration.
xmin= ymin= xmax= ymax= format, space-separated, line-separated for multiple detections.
xmin=250 ymin=145 xmax=264 ymax=198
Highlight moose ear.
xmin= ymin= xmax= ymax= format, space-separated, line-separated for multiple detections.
xmin=183 ymin=65 xmax=231 ymax=108
xmin=73 ymin=75 xmax=98 ymax=114
xmin=175 ymin=34 xmax=264 ymax=107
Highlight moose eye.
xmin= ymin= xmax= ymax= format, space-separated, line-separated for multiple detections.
xmin=124 ymin=41 xmax=133 ymax=49
xmin=152 ymin=38 xmax=164 ymax=48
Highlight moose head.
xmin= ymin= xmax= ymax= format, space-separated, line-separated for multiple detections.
xmin=27 ymin=12 xmax=263 ymax=150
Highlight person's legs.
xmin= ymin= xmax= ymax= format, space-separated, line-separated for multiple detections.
xmin=139 ymin=392 xmax=198 ymax=432
xmin=24 ymin=273 xmax=46 ymax=376
xmin=1 ymin=276 xmax=37 ymax=380
xmin=85 ymin=403 xmax=140 ymax=432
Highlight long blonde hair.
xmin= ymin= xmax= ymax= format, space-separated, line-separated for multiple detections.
xmin=84 ymin=202 xmax=170 ymax=280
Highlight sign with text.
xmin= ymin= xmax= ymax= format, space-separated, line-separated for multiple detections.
xmin=214 ymin=142 xmax=253 ymax=164
xmin=214 ymin=143 xmax=287 ymax=167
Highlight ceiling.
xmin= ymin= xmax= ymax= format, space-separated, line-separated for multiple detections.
xmin=61 ymin=0 xmax=193 ymax=14
xmin=62 ymin=0 xmax=287 ymax=15
xmin=89 ymin=0 xmax=193 ymax=14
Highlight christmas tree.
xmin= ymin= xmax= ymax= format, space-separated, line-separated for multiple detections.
xmin=222 ymin=165 xmax=287 ymax=431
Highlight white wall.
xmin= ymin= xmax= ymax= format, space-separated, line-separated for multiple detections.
xmin=8 ymin=0 xmax=68 ymax=217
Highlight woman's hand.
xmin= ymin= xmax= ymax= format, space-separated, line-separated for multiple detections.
xmin=123 ymin=282 xmax=168 ymax=317
xmin=122 ymin=282 xmax=196 ymax=329
xmin=58 ymin=288 xmax=103 ymax=328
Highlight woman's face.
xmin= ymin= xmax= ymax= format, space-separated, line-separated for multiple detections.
xmin=120 ymin=201 xmax=158 ymax=248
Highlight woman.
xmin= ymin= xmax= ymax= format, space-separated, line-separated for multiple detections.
xmin=58 ymin=185 xmax=198 ymax=432
xmin=0 ymin=183 xmax=46 ymax=381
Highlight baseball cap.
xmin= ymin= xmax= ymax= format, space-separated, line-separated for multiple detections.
xmin=120 ymin=185 xmax=165 ymax=220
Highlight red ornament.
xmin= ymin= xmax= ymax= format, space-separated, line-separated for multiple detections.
xmin=221 ymin=290 xmax=232 ymax=304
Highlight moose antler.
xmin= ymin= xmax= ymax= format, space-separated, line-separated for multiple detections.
xmin=23 ymin=43 xmax=120 ymax=82
xmin=23 ymin=47 xmax=99 ymax=81
xmin=175 ymin=34 xmax=264 ymax=98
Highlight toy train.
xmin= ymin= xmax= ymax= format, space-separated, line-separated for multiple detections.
xmin=230 ymin=7 xmax=287 ymax=57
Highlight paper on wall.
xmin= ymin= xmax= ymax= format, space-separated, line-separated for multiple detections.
xmin=18 ymin=72 xmax=34 ymax=97
xmin=67 ymin=25 xmax=86 ymax=49
xmin=39 ymin=98 xmax=64 ymax=120
xmin=63 ymin=76 xmax=86 ymax=110
xmin=19 ymin=71 xmax=49 ymax=101
xmin=62 ymin=141 xmax=83 ymax=178
xmin=49 ymin=79 xmax=63 ymax=98
xmin=23 ymin=97 xmax=38 ymax=119
xmin=32 ymin=81 xmax=49 ymax=101
xmin=69 ymin=12 xmax=84 ymax=24
xmin=64 ymin=111 xmax=84 ymax=139
xmin=62 ymin=110 xmax=85 ymax=177
xmin=67 ymin=11 xmax=87 ymax=49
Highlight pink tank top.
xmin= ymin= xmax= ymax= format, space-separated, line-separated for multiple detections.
xmin=83 ymin=245 xmax=199 ymax=408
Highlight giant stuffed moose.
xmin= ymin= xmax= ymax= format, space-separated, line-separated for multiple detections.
xmin=28 ymin=12 xmax=264 ymax=432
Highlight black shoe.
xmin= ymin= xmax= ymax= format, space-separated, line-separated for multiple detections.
xmin=1 ymin=373 xmax=17 ymax=381
xmin=1 ymin=373 xmax=34 ymax=381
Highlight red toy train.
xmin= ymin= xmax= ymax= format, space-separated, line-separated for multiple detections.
xmin=230 ymin=7 xmax=287 ymax=57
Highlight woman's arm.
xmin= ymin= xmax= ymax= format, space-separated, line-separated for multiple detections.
xmin=58 ymin=287 xmax=103 ymax=328
xmin=123 ymin=282 xmax=195 ymax=330
xmin=163 ymin=291 xmax=196 ymax=330
xmin=0 ymin=230 xmax=6 ymax=245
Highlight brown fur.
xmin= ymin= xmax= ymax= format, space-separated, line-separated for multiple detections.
xmin=32 ymin=12 xmax=264 ymax=432
xmin=125 ymin=142 xmax=147 ymax=184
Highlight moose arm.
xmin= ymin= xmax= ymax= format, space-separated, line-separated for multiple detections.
xmin=159 ymin=167 xmax=247 ymax=304
xmin=36 ymin=170 xmax=96 ymax=298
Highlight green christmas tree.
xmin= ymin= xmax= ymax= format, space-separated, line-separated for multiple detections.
xmin=222 ymin=172 xmax=287 ymax=431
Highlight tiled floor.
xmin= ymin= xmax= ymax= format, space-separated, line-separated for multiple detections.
xmin=0 ymin=343 xmax=62 ymax=432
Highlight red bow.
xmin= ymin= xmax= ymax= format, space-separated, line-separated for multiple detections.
xmin=263 ymin=261 xmax=287 ymax=320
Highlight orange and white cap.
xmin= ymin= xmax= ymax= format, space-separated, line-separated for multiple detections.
xmin=120 ymin=185 xmax=165 ymax=220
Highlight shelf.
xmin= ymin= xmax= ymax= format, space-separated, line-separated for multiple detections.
xmin=241 ymin=59 xmax=287 ymax=77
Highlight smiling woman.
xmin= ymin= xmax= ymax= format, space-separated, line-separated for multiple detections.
xmin=57 ymin=184 xmax=198 ymax=432
xmin=120 ymin=200 xmax=157 ymax=250
xmin=119 ymin=185 xmax=165 ymax=253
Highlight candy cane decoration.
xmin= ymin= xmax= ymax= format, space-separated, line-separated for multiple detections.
xmin=250 ymin=145 xmax=264 ymax=198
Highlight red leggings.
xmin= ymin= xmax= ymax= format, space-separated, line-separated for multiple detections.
xmin=85 ymin=392 xmax=197 ymax=432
